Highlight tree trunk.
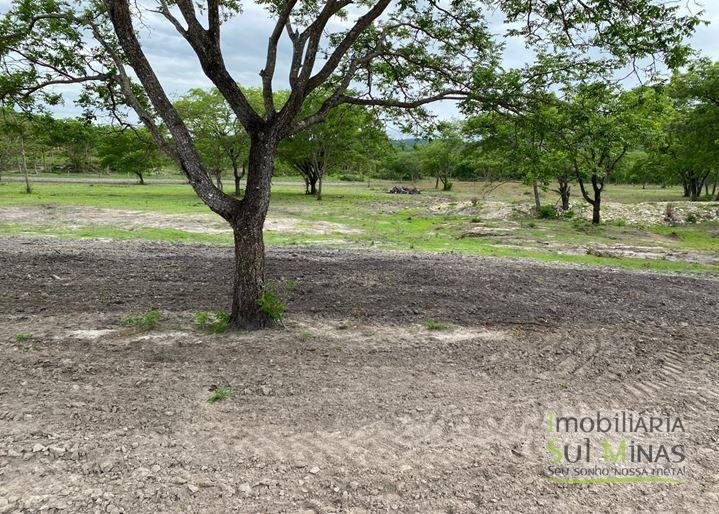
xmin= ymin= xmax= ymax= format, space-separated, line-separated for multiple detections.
xmin=690 ymin=178 xmax=698 ymax=201
xmin=590 ymin=177 xmax=603 ymax=224
xmin=230 ymin=219 xmax=270 ymax=329
xmin=577 ymin=174 xmax=601 ymax=224
xmin=316 ymin=174 xmax=323 ymax=201
xmin=136 ymin=172 xmax=145 ymax=185
xmin=232 ymin=163 xmax=243 ymax=196
xmin=20 ymin=137 xmax=31 ymax=194
xmin=228 ymin=136 xmax=276 ymax=330
xmin=557 ymin=176 xmax=571 ymax=211
xmin=308 ymin=177 xmax=317 ymax=195
xmin=532 ymin=180 xmax=541 ymax=214
xmin=682 ymin=178 xmax=690 ymax=198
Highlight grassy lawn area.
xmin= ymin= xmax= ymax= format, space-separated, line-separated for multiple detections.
xmin=1 ymin=179 xmax=717 ymax=274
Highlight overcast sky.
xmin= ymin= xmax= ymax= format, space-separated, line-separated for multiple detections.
xmin=2 ymin=0 xmax=718 ymax=135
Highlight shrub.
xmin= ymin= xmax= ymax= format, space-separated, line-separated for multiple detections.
xmin=685 ymin=213 xmax=698 ymax=224
xmin=536 ymin=205 xmax=557 ymax=219
xmin=124 ymin=309 xmax=161 ymax=330
xmin=194 ymin=310 xmax=231 ymax=333
xmin=442 ymin=181 xmax=453 ymax=192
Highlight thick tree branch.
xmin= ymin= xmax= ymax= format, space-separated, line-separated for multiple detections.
xmin=106 ymin=0 xmax=238 ymax=220
xmin=156 ymin=0 xmax=263 ymax=131
xmin=261 ymin=0 xmax=298 ymax=115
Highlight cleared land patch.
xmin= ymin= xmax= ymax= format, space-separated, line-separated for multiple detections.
xmin=1 ymin=237 xmax=717 ymax=512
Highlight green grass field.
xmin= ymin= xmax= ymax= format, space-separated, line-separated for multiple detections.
xmin=1 ymin=179 xmax=717 ymax=274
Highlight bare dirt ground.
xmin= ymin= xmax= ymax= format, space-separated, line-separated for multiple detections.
xmin=1 ymin=236 xmax=718 ymax=513
xmin=0 ymin=205 xmax=360 ymax=236
xmin=435 ymin=199 xmax=719 ymax=225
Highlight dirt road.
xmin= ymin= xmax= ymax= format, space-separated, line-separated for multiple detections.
xmin=1 ymin=237 xmax=717 ymax=512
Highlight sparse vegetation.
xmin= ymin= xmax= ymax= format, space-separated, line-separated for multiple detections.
xmin=0 ymin=0 xmax=717 ymax=509
xmin=194 ymin=311 xmax=231 ymax=334
xmin=0 ymin=181 xmax=716 ymax=274
xmin=425 ymin=320 xmax=450 ymax=331
xmin=123 ymin=309 xmax=161 ymax=330
xmin=537 ymin=205 xmax=557 ymax=219
xmin=207 ymin=387 xmax=233 ymax=404
xmin=257 ymin=286 xmax=288 ymax=323
xmin=255 ymin=280 xmax=297 ymax=323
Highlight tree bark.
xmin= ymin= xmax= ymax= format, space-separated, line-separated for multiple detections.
xmin=232 ymin=163 xmax=244 ymax=196
xmin=532 ymin=180 xmax=541 ymax=214
xmin=556 ymin=176 xmax=571 ymax=211
xmin=19 ymin=137 xmax=31 ymax=194
xmin=592 ymin=196 xmax=601 ymax=224
xmin=229 ymin=136 xmax=276 ymax=329
xmin=682 ymin=178 xmax=690 ymax=198
xmin=230 ymin=218 xmax=270 ymax=329
xmin=577 ymin=174 xmax=602 ymax=224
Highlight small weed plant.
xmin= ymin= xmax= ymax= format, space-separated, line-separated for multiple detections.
xmin=124 ymin=309 xmax=161 ymax=330
xmin=257 ymin=280 xmax=297 ymax=323
xmin=425 ymin=319 xmax=450 ymax=331
xmin=207 ymin=387 xmax=233 ymax=404
xmin=194 ymin=310 xmax=231 ymax=333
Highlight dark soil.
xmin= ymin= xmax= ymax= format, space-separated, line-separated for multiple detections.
xmin=1 ymin=236 xmax=718 ymax=513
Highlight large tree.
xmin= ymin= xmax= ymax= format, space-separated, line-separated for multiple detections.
xmin=97 ymin=127 xmax=164 ymax=184
xmin=0 ymin=0 xmax=701 ymax=328
xmin=175 ymin=88 xmax=263 ymax=195
xmin=468 ymin=99 xmax=574 ymax=212
xmin=417 ymin=122 xmax=465 ymax=192
xmin=280 ymin=98 xmax=391 ymax=199
xmin=555 ymin=84 xmax=655 ymax=224
xmin=665 ymin=60 xmax=719 ymax=200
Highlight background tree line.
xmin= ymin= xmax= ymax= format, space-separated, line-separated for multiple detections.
xmin=2 ymin=62 xmax=717 ymax=221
